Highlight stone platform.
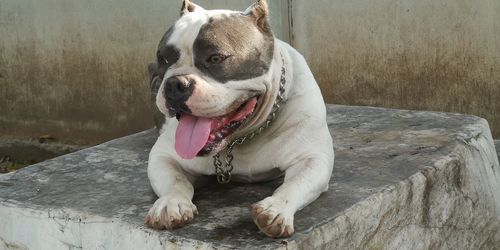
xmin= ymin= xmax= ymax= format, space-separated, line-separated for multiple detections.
xmin=496 ymin=140 xmax=500 ymax=158
xmin=1 ymin=105 xmax=499 ymax=249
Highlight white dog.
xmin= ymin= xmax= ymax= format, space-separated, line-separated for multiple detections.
xmin=146 ymin=0 xmax=334 ymax=238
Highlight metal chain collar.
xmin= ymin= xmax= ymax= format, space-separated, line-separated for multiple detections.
xmin=213 ymin=55 xmax=287 ymax=184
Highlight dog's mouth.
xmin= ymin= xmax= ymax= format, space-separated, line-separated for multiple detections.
xmin=174 ymin=97 xmax=258 ymax=159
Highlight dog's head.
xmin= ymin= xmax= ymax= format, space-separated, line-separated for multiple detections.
xmin=152 ymin=0 xmax=276 ymax=159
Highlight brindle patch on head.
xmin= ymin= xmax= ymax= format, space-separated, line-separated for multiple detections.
xmin=193 ymin=13 xmax=274 ymax=83
xmin=150 ymin=25 xmax=183 ymax=124
xmin=148 ymin=62 xmax=166 ymax=129
xmin=155 ymin=26 xmax=181 ymax=79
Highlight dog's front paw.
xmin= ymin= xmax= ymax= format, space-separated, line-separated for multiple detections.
xmin=145 ymin=196 xmax=198 ymax=230
xmin=251 ymin=197 xmax=294 ymax=238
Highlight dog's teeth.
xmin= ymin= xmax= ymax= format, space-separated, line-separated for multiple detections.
xmin=215 ymin=132 xmax=223 ymax=139
xmin=209 ymin=134 xmax=216 ymax=141
xmin=228 ymin=121 xmax=240 ymax=129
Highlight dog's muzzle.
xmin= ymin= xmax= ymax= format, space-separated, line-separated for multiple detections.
xmin=164 ymin=75 xmax=194 ymax=114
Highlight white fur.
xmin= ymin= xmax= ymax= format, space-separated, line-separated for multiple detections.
xmin=147 ymin=8 xmax=334 ymax=238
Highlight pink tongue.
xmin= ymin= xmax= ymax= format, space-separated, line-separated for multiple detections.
xmin=175 ymin=114 xmax=213 ymax=159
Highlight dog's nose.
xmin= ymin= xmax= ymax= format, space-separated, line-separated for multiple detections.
xmin=167 ymin=76 xmax=191 ymax=93
xmin=164 ymin=75 xmax=194 ymax=112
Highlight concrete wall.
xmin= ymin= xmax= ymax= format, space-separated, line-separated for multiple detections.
xmin=0 ymin=0 xmax=287 ymax=145
xmin=291 ymin=0 xmax=500 ymax=138
xmin=1 ymin=0 xmax=499 ymax=145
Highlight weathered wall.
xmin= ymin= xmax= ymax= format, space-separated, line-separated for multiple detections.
xmin=291 ymin=0 xmax=500 ymax=138
xmin=0 ymin=0 xmax=287 ymax=145
xmin=1 ymin=0 xmax=499 ymax=145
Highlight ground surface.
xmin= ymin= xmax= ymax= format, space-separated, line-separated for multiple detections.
xmin=0 ymin=138 xmax=83 ymax=173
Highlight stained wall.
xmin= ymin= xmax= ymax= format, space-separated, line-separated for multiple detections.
xmin=0 ymin=0 xmax=288 ymax=144
xmin=1 ymin=0 xmax=498 ymax=145
xmin=291 ymin=0 xmax=500 ymax=137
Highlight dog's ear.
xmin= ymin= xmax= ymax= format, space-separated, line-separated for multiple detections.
xmin=244 ymin=0 xmax=272 ymax=34
xmin=181 ymin=0 xmax=204 ymax=16
xmin=148 ymin=62 xmax=159 ymax=81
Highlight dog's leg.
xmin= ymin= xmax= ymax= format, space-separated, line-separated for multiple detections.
xmin=251 ymin=156 xmax=333 ymax=238
xmin=145 ymin=142 xmax=198 ymax=230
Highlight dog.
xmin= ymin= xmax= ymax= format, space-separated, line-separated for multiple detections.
xmin=145 ymin=0 xmax=334 ymax=238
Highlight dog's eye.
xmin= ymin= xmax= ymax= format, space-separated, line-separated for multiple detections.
xmin=157 ymin=46 xmax=180 ymax=67
xmin=158 ymin=56 xmax=169 ymax=65
xmin=207 ymin=54 xmax=227 ymax=64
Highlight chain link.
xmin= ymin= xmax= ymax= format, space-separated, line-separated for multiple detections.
xmin=213 ymin=55 xmax=287 ymax=184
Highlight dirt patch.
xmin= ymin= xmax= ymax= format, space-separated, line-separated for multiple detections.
xmin=0 ymin=139 xmax=85 ymax=173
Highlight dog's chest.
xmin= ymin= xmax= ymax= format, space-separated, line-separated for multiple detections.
xmin=181 ymin=144 xmax=284 ymax=182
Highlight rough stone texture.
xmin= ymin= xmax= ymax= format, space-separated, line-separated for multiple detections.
xmin=495 ymin=140 xmax=500 ymax=160
xmin=0 ymin=105 xmax=499 ymax=249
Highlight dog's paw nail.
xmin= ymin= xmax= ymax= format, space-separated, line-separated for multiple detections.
xmin=192 ymin=205 xmax=199 ymax=215
xmin=268 ymin=225 xmax=282 ymax=237
xmin=276 ymin=218 xmax=284 ymax=226
xmin=251 ymin=205 xmax=263 ymax=216
xmin=259 ymin=212 xmax=274 ymax=225
xmin=284 ymin=225 xmax=294 ymax=237
xmin=251 ymin=199 xmax=294 ymax=238
xmin=145 ymin=197 xmax=198 ymax=230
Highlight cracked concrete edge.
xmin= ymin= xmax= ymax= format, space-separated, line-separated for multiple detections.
xmin=0 ymin=236 xmax=28 ymax=250
xmin=495 ymin=140 xmax=500 ymax=162
xmin=0 ymin=200 xmax=232 ymax=250
xmin=285 ymin=119 xmax=500 ymax=249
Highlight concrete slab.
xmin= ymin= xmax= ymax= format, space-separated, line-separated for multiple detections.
xmin=1 ymin=105 xmax=499 ymax=249
xmin=496 ymin=140 xmax=500 ymax=162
